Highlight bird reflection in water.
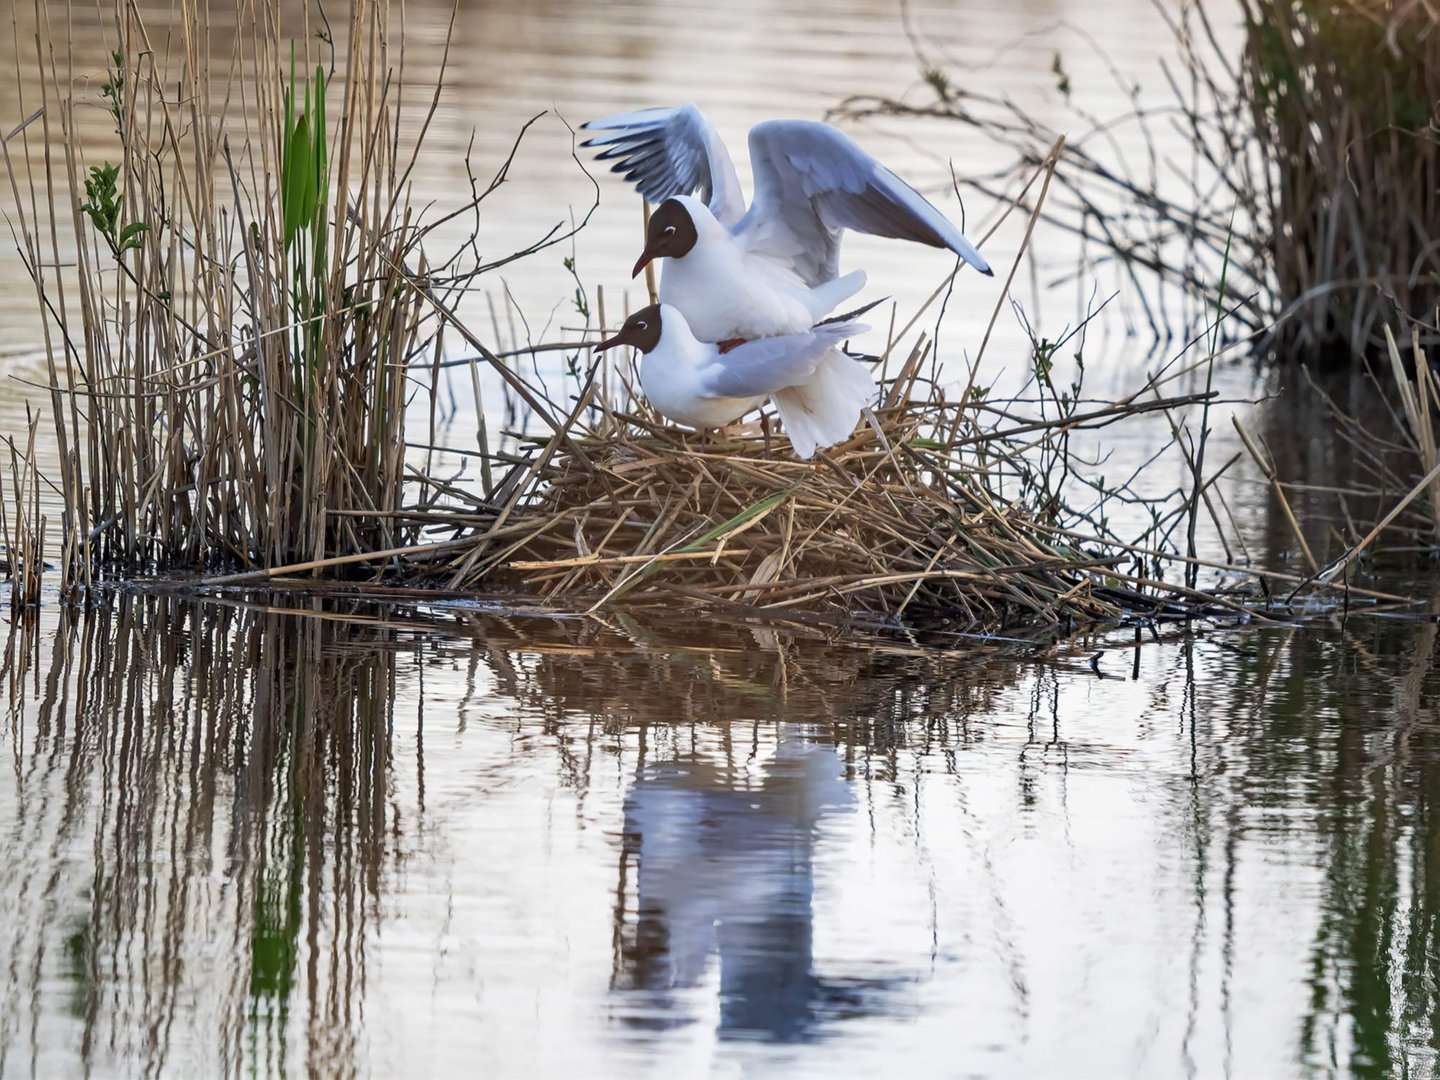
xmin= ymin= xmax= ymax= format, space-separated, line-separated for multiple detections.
xmin=611 ymin=731 xmax=911 ymax=1041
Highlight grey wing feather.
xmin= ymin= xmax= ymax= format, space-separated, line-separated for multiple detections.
xmin=700 ymin=321 xmax=868 ymax=399
xmin=741 ymin=120 xmax=992 ymax=285
xmin=580 ymin=104 xmax=747 ymax=226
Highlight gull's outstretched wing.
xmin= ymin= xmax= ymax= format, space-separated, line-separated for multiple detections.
xmin=699 ymin=320 xmax=868 ymax=399
xmin=740 ymin=119 xmax=992 ymax=286
xmin=580 ymin=104 xmax=747 ymax=227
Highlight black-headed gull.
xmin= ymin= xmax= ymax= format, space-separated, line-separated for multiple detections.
xmin=595 ymin=303 xmax=872 ymax=459
xmin=581 ymin=104 xmax=992 ymax=344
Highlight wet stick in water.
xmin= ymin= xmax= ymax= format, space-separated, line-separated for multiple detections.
xmin=1 ymin=410 xmax=45 ymax=608
xmin=1232 ymin=416 xmax=1318 ymax=574
xmin=1186 ymin=216 xmax=1236 ymax=589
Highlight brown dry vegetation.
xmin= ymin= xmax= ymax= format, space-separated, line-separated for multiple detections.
xmin=1 ymin=0 xmax=584 ymax=594
xmin=444 ymin=356 xmax=1241 ymax=633
xmin=1244 ymin=0 xmax=1439 ymax=361
xmin=838 ymin=0 xmax=1440 ymax=364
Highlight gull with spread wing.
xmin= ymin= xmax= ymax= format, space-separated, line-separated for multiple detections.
xmin=581 ymin=103 xmax=992 ymax=346
xmin=594 ymin=304 xmax=872 ymax=460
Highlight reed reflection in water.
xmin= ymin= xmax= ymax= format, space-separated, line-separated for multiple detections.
xmin=0 ymin=597 xmax=403 ymax=1078
xmin=0 ymin=595 xmax=1439 ymax=1074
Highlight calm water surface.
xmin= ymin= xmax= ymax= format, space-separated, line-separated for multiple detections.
xmin=2 ymin=594 xmax=1439 ymax=1076
xmin=2 ymin=0 xmax=1437 ymax=1076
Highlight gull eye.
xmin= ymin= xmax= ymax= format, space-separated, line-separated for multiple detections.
xmin=636 ymin=321 xmax=648 ymax=330
xmin=662 ymin=225 xmax=676 ymax=236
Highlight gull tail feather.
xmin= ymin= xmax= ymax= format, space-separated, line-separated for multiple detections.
xmin=770 ymin=350 xmax=876 ymax=460
xmin=804 ymin=269 xmax=867 ymax=321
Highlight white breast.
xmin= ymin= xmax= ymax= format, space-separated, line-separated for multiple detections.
xmin=659 ymin=238 xmax=816 ymax=343
xmin=640 ymin=340 xmax=764 ymax=430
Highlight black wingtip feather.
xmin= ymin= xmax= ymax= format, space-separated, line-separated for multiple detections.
xmin=816 ymin=297 xmax=890 ymax=326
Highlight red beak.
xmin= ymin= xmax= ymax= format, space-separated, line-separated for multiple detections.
xmin=593 ymin=333 xmax=625 ymax=352
xmin=631 ymin=245 xmax=657 ymax=279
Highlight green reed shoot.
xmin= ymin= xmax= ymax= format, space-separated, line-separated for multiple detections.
xmin=280 ymin=56 xmax=331 ymax=456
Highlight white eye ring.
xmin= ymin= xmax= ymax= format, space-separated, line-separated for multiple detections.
xmin=636 ymin=321 xmax=648 ymax=330
xmin=662 ymin=225 xmax=676 ymax=236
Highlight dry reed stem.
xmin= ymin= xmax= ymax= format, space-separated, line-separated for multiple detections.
xmin=1233 ymin=415 xmax=1320 ymax=572
xmin=1384 ymin=326 xmax=1440 ymax=540
xmin=3 ymin=1 xmax=591 ymax=591
xmin=1316 ymin=460 xmax=1440 ymax=586
xmin=1 ymin=411 xmax=45 ymax=608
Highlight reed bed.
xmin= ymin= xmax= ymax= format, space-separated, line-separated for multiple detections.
xmin=836 ymin=0 xmax=1440 ymax=364
xmin=195 ymin=293 xmax=1339 ymax=636
xmin=2 ymin=0 xmax=583 ymax=593
xmin=5 ymin=0 xmax=416 ymax=585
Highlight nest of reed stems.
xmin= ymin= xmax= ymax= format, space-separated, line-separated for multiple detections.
xmin=399 ymin=303 xmax=1299 ymax=635
xmin=461 ymin=398 xmax=1197 ymax=632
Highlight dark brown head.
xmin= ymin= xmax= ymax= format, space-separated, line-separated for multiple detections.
xmin=594 ymin=304 xmax=664 ymax=355
xmin=632 ymin=198 xmax=698 ymax=277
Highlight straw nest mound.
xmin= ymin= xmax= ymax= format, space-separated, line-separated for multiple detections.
xmin=468 ymin=402 xmax=1173 ymax=633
